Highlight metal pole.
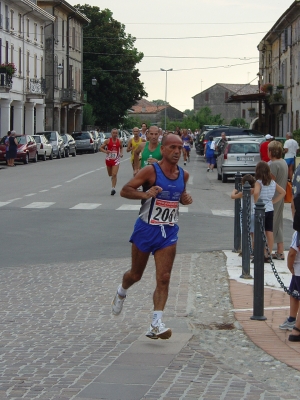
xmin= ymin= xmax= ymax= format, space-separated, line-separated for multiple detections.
xmin=241 ymin=181 xmax=252 ymax=279
xmin=251 ymin=198 xmax=267 ymax=321
xmin=160 ymin=68 xmax=172 ymax=131
xmin=165 ymin=71 xmax=167 ymax=131
xmin=233 ymin=172 xmax=242 ymax=253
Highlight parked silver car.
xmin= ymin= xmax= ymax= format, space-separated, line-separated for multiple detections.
xmin=217 ymin=140 xmax=261 ymax=183
xmin=72 ymin=131 xmax=96 ymax=154
xmin=32 ymin=134 xmax=53 ymax=161
xmin=37 ymin=131 xmax=65 ymax=159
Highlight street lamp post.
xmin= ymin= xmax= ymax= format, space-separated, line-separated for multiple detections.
xmin=160 ymin=68 xmax=173 ymax=130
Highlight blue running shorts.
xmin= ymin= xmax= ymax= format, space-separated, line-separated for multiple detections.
xmin=285 ymin=158 xmax=295 ymax=166
xmin=130 ymin=218 xmax=179 ymax=254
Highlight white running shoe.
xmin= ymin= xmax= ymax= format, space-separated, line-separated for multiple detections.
xmin=111 ymin=289 xmax=126 ymax=315
xmin=145 ymin=319 xmax=172 ymax=340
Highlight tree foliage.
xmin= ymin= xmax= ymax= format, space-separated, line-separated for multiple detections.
xmin=152 ymin=99 xmax=169 ymax=106
xmin=82 ymin=103 xmax=96 ymax=127
xmin=165 ymin=107 xmax=224 ymax=131
xmin=75 ymin=5 xmax=147 ymax=128
xmin=230 ymin=118 xmax=249 ymax=128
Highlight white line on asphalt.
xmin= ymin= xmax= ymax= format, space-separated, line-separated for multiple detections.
xmin=24 ymin=193 xmax=36 ymax=197
xmin=188 ymin=175 xmax=193 ymax=185
xmin=39 ymin=190 xmax=49 ymax=192
xmin=179 ymin=207 xmax=189 ymax=212
xmin=117 ymin=205 xmax=140 ymax=211
xmin=70 ymin=203 xmax=101 ymax=210
xmin=65 ymin=171 xmax=96 ymax=183
xmin=0 ymin=202 xmax=12 ymax=207
xmin=231 ymin=306 xmax=290 ymax=312
xmin=22 ymin=202 xmax=56 ymax=209
xmin=64 ymin=157 xmax=130 ymax=183
xmin=7 ymin=198 xmax=22 ymax=202
xmin=51 ymin=185 xmax=62 ymax=189
xmin=212 ymin=210 xmax=234 ymax=217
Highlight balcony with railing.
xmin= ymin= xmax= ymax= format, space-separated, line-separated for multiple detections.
xmin=0 ymin=73 xmax=12 ymax=92
xmin=60 ymin=88 xmax=80 ymax=103
xmin=26 ymin=78 xmax=46 ymax=98
xmin=268 ymin=87 xmax=287 ymax=106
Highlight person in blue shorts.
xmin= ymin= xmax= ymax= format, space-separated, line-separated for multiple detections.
xmin=111 ymin=134 xmax=193 ymax=340
xmin=205 ymin=135 xmax=216 ymax=172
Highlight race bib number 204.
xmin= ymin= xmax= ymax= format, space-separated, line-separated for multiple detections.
xmin=149 ymin=199 xmax=179 ymax=225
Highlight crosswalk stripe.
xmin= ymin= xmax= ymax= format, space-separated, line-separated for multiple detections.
xmin=179 ymin=207 xmax=189 ymax=212
xmin=212 ymin=210 xmax=234 ymax=217
xmin=0 ymin=202 xmax=11 ymax=207
xmin=70 ymin=203 xmax=101 ymax=210
xmin=117 ymin=205 xmax=140 ymax=211
xmin=22 ymin=202 xmax=56 ymax=209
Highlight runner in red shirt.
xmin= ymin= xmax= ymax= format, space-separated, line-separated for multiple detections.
xmin=260 ymin=134 xmax=273 ymax=162
xmin=100 ymin=128 xmax=123 ymax=195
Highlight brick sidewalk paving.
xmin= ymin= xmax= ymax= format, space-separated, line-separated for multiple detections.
xmin=0 ymin=254 xmax=299 ymax=399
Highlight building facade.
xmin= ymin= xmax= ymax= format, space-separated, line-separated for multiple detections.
xmin=37 ymin=0 xmax=89 ymax=134
xmin=0 ymin=0 xmax=55 ymax=137
xmin=192 ymin=83 xmax=259 ymax=125
xmin=130 ymin=98 xmax=185 ymax=125
xmin=258 ymin=1 xmax=300 ymax=136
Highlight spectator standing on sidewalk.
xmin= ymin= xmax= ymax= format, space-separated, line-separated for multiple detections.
xmin=5 ymin=131 xmax=11 ymax=166
xmin=8 ymin=131 xmax=18 ymax=167
xmin=216 ymin=132 xmax=227 ymax=156
xmin=279 ymin=231 xmax=300 ymax=331
xmin=111 ymin=134 xmax=193 ymax=340
xmin=253 ymin=161 xmax=286 ymax=262
xmin=284 ymin=132 xmax=299 ymax=181
xmin=268 ymin=140 xmax=288 ymax=260
xmin=260 ymin=134 xmax=273 ymax=162
xmin=205 ymin=135 xmax=216 ymax=172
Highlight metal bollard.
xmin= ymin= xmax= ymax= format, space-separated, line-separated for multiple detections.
xmin=251 ymin=198 xmax=267 ymax=321
xmin=241 ymin=182 xmax=252 ymax=279
xmin=233 ymin=172 xmax=242 ymax=253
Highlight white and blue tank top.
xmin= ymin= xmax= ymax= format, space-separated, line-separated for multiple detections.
xmin=139 ymin=163 xmax=185 ymax=225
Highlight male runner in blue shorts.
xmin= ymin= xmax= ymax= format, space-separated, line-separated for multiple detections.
xmin=111 ymin=134 xmax=193 ymax=339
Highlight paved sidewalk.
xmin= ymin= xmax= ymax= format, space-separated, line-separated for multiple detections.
xmin=226 ymin=250 xmax=300 ymax=372
xmin=0 ymin=252 xmax=300 ymax=399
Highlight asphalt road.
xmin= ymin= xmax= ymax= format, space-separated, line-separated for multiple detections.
xmin=0 ymin=148 xmax=293 ymax=268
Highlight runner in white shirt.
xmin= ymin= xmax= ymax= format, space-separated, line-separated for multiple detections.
xmin=284 ymin=132 xmax=299 ymax=180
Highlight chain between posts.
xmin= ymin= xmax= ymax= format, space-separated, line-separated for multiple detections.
xmin=257 ymin=215 xmax=300 ymax=300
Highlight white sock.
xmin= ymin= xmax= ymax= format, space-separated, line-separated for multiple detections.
xmin=152 ymin=311 xmax=163 ymax=326
xmin=117 ymin=285 xmax=127 ymax=297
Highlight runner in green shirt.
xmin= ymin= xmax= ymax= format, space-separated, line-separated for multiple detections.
xmin=134 ymin=126 xmax=162 ymax=175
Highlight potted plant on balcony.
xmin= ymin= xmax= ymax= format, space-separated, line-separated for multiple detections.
xmin=0 ymin=63 xmax=17 ymax=76
xmin=276 ymin=84 xmax=284 ymax=90
xmin=248 ymin=107 xmax=256 ymax=117
xmin=260 ymin=82 xmax=273 ymax=94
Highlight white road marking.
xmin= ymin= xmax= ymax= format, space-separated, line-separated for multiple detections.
xmin=231 ymin=306 xmax=290 ymax=312
xmin=212 ymin=210 xmax=234 ymax=217
xmin=70 ymin=203 xmax=101 ymax=210
xmin=39 ymin=190 xmax=49 ymax=193
xmin=188 ymin=175 xmax=193 ymax=185
xmin=24 ymin=193 xmax=36 ymax=197
xmin=0 ymin=202 xmax=12 ymax=207
xmin=7 ymin=198 xmax=22 ymax=202
xmin=51 ymin=185 xmax=62 ymax=189
xmin=65 ymin=171 xmax=96 ymax=183
xmin=179 ymin=207 xmax=189 ymax=212
xmin=22 ymin=202 xmax=56 ymax=209
xmin=117 ymin=205 xmax=140 ymax=211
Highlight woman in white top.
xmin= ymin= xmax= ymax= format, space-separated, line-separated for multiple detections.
xmin=254 ymin=161 xmax=286 ymax=262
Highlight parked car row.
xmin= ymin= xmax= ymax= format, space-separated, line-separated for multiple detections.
xmin=0 ymin=129 xmax=110 ymax=165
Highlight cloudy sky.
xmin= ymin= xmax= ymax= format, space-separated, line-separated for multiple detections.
xmin=70 ymin=0 xmax=294 ymax=111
